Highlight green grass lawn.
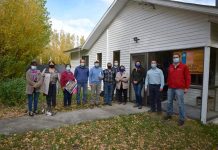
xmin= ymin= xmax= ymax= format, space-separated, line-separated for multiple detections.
xmin=0 ymin=113 xmax=218 ymax=150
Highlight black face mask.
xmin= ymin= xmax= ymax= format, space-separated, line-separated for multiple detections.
xmin=107 ymin=66 xmax=112 ymax=69
xmin=49 ymin=65 xmax=55 ymax=68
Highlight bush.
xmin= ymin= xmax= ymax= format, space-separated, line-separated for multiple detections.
xmin=0 ymin=78 xmax=26 ymax=106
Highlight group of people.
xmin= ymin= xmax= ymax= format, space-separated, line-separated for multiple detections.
xmin=26 ymin=53 xmax=190 ymax=126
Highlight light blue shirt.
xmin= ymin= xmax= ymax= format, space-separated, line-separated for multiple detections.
xmin=89 ymin=66 xmax=103 ymax=84
xmin=145 ymin=67 xmax=164 ymax=89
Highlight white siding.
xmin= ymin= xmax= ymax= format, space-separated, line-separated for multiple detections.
xmin=88 ymin=31 xmax=107 ymax=69
xmin=106 ymin=0 xmax=210 ymax=74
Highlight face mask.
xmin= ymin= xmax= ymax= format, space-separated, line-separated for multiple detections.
xmin=80 ymin=63 xmax=85 ymax=66
xmin=151 ymin=64 xmax=157 ymax=68
xmin=135 ymin=63 xmax=141 ymax=68
xmin=49 ymin=65 xmax=55 ymax=68
xmin=120 ymin=67 xmax=125 ymax=72
xmin=108 ymin=65 xmax=112 ymax=69
xmin=66 ymin=66 xmax=71 ymax=71
xmin=95 ymin=63 xmax=99 ymax=67
xmin=114 ymin=63 xmax=118 ymax=66
xmin=173 ymin=58 xmax=180 ymax=63
xmin=31 ymin=66 xmax=37 ymax=70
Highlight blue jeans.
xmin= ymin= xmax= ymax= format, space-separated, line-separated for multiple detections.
xmin=76 ymin=83 xmax=88 ymax=104
xmin=104 ymin=82 xmax=113 ymax=104
xmin=28 ymin=92 xmax=40 ymax=112
xmin=63 ymin=89 xmax=72 ymax=106
xmin=133 ymin=83 xmax=143 ymax=106
xmin=167 ymin=88 xmax=185 ymax=121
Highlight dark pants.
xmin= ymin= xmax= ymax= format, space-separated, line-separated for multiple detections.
xmin=63 ymin=89 xmax=72 ymax=107
xmin=117 ymin=86 xmax=127 ymax=103
xmin=28 ymin=92 xmax=40 ymax=112
xmin=104 ymin=82 xmax=113 ymax=104
xmin=149 ymin=84 xmax=161 ymax=112
xmin=46 ymin=83 xmax=57 ymax=111
xmin=133 ymin=83 xmax=143 ymax=106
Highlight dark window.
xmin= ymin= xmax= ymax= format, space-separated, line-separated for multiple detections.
xmin=97 ymin=53 xmax=102 ymax=67
xmin=113 ymin=50 xmax=120 ymax=65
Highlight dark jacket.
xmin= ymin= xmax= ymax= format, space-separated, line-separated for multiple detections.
xmin=74 ymin=65 xmax=89 ymax=83
xmin=131 ymin=67 xmax=145 ymax=84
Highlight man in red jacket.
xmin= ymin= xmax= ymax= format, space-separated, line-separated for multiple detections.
xmin=164 ymin=53 xmax=191 ymax=126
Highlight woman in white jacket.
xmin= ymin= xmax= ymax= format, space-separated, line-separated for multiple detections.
xmin=115 ymin=65 xmax=129 ymax=105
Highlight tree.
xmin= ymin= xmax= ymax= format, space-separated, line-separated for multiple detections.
xmin=80 ymin=36 xmax=85 ymax=46
xmin=0 ymin=0 xmax=51 ymax=80
xmin=39 ymin=30 xmax=75 ymax=64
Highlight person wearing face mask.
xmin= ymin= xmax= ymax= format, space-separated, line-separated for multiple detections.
xmin=112 ymin=60 xmax=119 ymax=101
xmin=26 ymin=60 xmax=43 ymax=116
xmin=60 ymin=64 xmax=75 ymax=107
xmin=89 ymin=60 xmax=103 ymax=107
xmin=74 ymin=59 xmax=89 ymax=105
xmin=164 ymin=53 xmax=191 ymax=126
xmin=145 ymin=61 xmax=164 ymax=113
xmin=44 ymin=61 xmax=59 ymax=116
xmin=102 ymin=62 xmax=116 ymax=106
xmin=115 ymin=65 xmax=129 ymax=105
xmin=131 ymin=61 xmax=145 ymax=109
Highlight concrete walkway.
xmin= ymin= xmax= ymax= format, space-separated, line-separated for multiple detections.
xmin=0 ymin=103 xmax=149 ymax=135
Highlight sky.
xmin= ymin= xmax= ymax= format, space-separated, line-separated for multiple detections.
xmin=45 ymin=0 xmax=215 ymax=39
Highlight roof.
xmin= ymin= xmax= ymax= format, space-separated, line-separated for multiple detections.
xmin=64 ymin=46 xmax=87 ymax=54
xmin=82 ymin=0 xmax=218 ymax=50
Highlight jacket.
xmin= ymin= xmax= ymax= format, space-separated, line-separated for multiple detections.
xmin=167 ymin=63 xmax=191 ymax=89
xmin=131 ymin=67 xmax=145 ymax=84
xmin=26 ymin=69 xmax=43 ymax=94
xmin=74 ymin=65 xmax=89 ymax=83
xmin=60 ymin=71 xmax=75 ymax=88
xmin=115 ymin=71 xmax=129 ymax=89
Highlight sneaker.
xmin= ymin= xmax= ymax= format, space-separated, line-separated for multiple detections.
xmin=164 ymin=115 xmax=172 ymax=120
xmin=108 ymin=103 xmax=112 ymax=106
xmin=29 ymin=111 xmax=34 ymax=116
xmin=123 ymin=102 xmax=127 ymax=105
xmin=46 ymin=111 xmax=52 ymax=116
xmin=138 ymin=106 xmax=142 ymax=109
xmin=118 ymin=102 xmax=122 ymax=104
xmin=33 ymin=110 xmax=39 ymax=115
xmin=178 ymin=120 xmax=185 ymax=126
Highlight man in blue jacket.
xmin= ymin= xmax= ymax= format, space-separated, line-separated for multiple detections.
xmin=89 ymin=60 xmax=103 ymax=106
xmin=74 ymin=59 xmax=89 ymax=105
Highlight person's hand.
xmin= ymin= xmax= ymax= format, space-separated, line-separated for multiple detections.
xmin=184 ymin=89 xmax=188 ymax=93
xmin=133 ymin=81 xmax=138 ymax=84
xmin=90 ymin=84 xmax=93 ymax=87
xmin=160 ymin=88 xmax=163 ymax=92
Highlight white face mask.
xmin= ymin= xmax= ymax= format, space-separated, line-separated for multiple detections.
xmin=66 ymin=66 xmax=71 ymax=71
xmin=95 ymin=63 xmax=99 ymax=67
xmin=31 ymin=66 xmax=37 ymax=70
xmin=151 ymin=64 xmax=157 ymax=68
xmin=173 ymin=58 xmax=180 ymax=63
xmin=114 ymin=62 xmax=118 ymax=66
xmin=80 ymin=63 xmax=85 ymax=66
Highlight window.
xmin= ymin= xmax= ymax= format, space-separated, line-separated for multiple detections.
xmin=97 ymin=53 xmax=102 ymax=67
xmin=113 ymin=50 xmax=120 ymax=65
xmin=82 ymin=56 xmax=89 ymax=67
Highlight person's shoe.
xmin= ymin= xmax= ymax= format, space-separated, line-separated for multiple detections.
xmin=164 ymin=115 xmax=172 ymax=120
xmin=138 ymin=106 xmax=142 ymax=109
xmin=118 ymin=102 xmax=122 ymax=104
xmin=108 ymin=103 xmax=112 ymax=106
xmin=133 ymin=104 xmax=138 ymax=108
xmin=29 ymin=111 xmax=34 ymax=116
xmin=46 ymin=111 xmax=52 ymax=116
xmin=178 ymin=120 xmax=185 ymax=126
xmin=103 ymin=103 xmax=107 ymax=106
xmin=77 ymin=102 xmax=81 ymax=106
xmin=123 ymin=102 xmax=127 ymax=105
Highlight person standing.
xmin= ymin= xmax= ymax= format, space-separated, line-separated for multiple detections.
xmin=89 ymin=60 xmax=103 ymax=107
xmin=131 ymin=61 xmax=145 ymax=109
xmin=74 ymin=59 xmax=89 ymax=105
xmin=112 ymin=60 xmax=119 ymax=101
xmin=60 ymin=64 xmax=75 ymax=107
xmin=115 ymin=65 xmax=129 ymax=105
xmin=145 ymin=61 xmax=164 ymax=113
xmin=103 ymin=62 xmax=116 ymax=106
xmin=164 ymin=53 xmax=191 ymax=126
xmin=45 ymin=61 xmax=59 ymax=116
xmin=26 ymin=60 xmax=42 ymax=116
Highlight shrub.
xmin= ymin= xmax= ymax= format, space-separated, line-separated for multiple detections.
xmin=0 ymin=78 xmax=26 ymax=106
